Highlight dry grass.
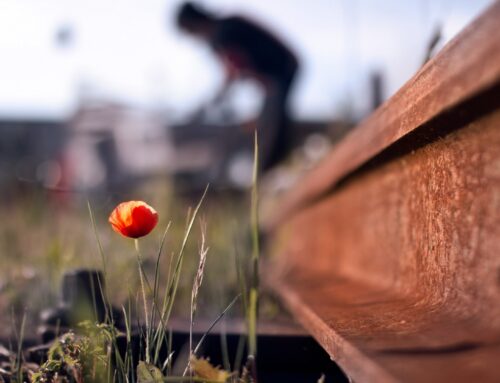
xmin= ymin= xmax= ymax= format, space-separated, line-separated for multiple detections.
xmin=0 ymin=178 xmax=260 ymax=340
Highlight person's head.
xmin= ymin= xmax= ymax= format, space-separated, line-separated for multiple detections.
xmin=176 ymin=2 xmax=217 ymax=38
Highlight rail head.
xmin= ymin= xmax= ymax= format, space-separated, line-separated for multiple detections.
xmin=262 ymin=1 xmax=500 ymax=231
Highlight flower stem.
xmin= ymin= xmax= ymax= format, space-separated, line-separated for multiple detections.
xmin=135 ymin=238 xmax=150 ymax=363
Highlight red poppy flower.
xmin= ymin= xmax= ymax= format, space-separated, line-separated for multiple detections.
xmin=109 ymin=201 xmax=158 ymax=238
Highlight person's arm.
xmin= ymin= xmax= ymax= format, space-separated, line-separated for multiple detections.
xmin=212 ymin=49 xmax=246 ymax=103
xmin=188 ymin=53 xmax=238 ymax=121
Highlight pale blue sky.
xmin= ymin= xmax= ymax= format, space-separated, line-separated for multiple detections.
xmin=0 ymin=0 xmax=493 ymax=121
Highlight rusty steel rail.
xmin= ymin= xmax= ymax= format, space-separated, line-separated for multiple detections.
xmin=264 ymin=2 xmax=500 ymax=382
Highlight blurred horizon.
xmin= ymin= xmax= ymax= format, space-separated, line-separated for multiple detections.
xmin=0 ymin=0 xmax=494 ymax=123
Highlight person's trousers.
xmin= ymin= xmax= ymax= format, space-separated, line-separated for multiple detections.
xmin=258 ymin=67 xmax=297 ymax=171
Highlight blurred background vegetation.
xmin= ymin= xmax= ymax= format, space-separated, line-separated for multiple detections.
xmin=0 ymin=178 xmax=265 ymax=339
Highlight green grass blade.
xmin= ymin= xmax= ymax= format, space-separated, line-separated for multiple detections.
xmin=160 ymin=185 xmax=209 ymax=328
xmin=193 ymin=294 xmax=240 ymax=356
xmin=248 ymin=131 xmax=260 ymax=358
xmin=87 ymin=200 xmax=112 ymax=323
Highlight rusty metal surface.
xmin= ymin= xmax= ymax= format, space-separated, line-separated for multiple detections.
xmin=266 ymin=106 xmax=500 ymax=382
xmin=264 ymin=5 xmax=500 ymax=379
xmin=262 ymin=1 xmax=500 ymax=231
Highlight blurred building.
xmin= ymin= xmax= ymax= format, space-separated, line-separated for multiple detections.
xmin=64 ymin=101 xmax=172 ymax=193
xmin=0 ymin=97 xmax=352 ymax=199
xmin=0 ymin=118 xmax=66 ymax=194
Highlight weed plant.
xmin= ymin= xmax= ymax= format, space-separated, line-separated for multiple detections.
xmin=0 ymin=135 xmax=280 ymax=383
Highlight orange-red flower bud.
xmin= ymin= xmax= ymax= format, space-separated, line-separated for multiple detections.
xmin=109 ymin=201 xmax=158 ymax=238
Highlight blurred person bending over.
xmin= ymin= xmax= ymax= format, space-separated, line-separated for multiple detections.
xmin=176 ymin=1 xmax=299 ymax=171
